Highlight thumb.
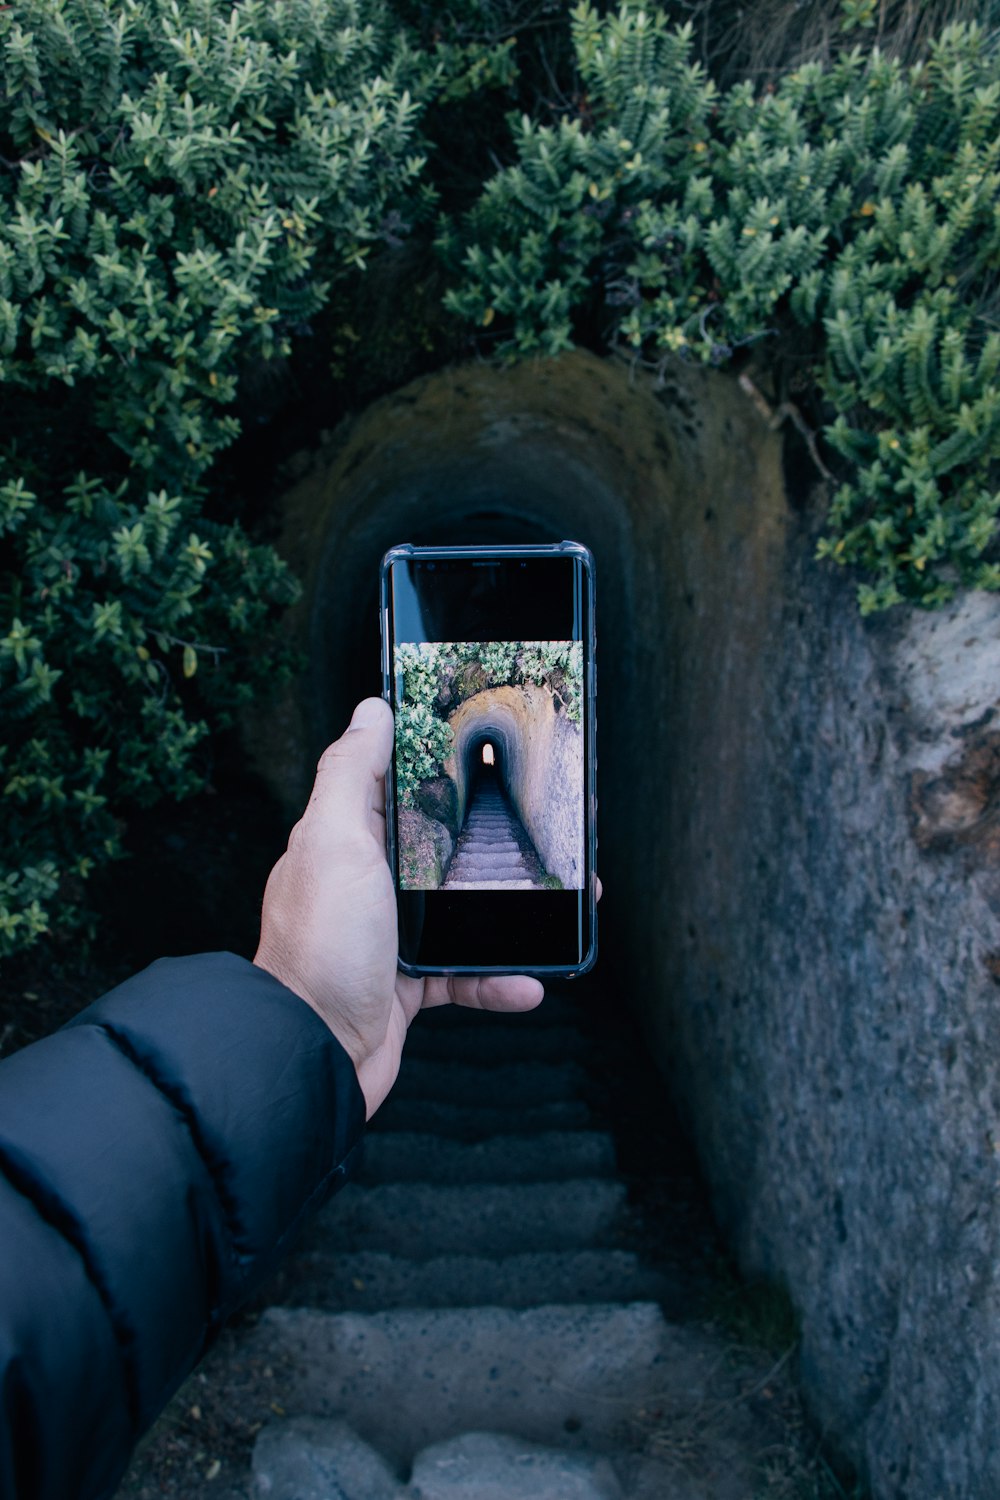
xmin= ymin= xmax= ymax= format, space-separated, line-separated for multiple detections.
xmin=308 ymin=698 xmax=394 ymax=838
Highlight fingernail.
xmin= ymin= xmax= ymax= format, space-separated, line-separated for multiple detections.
xmin=350 ymin=698 xmax=386 ymax=730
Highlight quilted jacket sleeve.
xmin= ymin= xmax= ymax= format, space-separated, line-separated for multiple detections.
xmin=0 ymin=951 xmax=366 ymax=1500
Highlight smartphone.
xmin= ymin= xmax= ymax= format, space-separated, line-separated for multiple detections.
xmin=380 ymin=541 xmax=597 ymax=978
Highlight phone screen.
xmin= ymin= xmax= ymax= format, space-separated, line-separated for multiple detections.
xmin=383 ymin=546 xmax=595 ymax=973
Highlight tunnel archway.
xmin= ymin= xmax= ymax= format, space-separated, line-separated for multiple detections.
xmin=461 ymin=729 xmax=510 ymax=816
xmin=247 ymin=348 xmax=787 ymax=978
xmin=240 ymin=348 xmax=1000 ymax=1481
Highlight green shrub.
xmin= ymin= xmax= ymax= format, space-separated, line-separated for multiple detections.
xmin=441 ymin=2 xmax=1000 ymax=613
xmin=5 ymin=0 xmax=999 ymax=959
xmin=0 ymin=0 xmax=441 ymax=957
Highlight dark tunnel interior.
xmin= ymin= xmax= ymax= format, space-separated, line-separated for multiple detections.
xmin=462 ymin=732 xmax=512 ymax=822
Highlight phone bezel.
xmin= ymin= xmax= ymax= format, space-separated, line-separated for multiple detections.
xmin=380 ymin=541 xmax=597 ymax=979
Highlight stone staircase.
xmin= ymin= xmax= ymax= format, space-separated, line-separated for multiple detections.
xmin=441 ymin=782 xmax=546 ymax=890
xmin=220 ymin=990 xmax=785 ymax=1499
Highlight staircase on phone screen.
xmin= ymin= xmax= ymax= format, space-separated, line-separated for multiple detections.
xmin=441 ymin=779 xmax=547 ymax=891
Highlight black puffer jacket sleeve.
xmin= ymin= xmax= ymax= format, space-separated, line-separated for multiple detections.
xmin=0 ymin=951 xmax=366 ymax=1500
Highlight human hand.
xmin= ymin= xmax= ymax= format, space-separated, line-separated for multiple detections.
xmin=253 ymin=697 xmax=545 ymax=1119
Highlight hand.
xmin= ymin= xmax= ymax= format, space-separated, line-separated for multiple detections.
xmin=253 ymin=697 xmax=545 ymax=1118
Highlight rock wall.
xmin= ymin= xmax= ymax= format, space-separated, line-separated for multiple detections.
xmin=244 ymin=349 xmax=1000 ymax=1496
xmin=446 ymin=686 xmax=584 ymax=888
xmin=655 ymin=521 xmax=1000 ymax=1498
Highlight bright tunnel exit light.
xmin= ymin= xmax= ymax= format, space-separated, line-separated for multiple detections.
xmin=482 ymin=743 xmax=495 ymax=766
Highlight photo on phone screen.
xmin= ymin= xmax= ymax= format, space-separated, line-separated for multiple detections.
xmin=381 ymin=543 xmax=596 ymax=977
xmin=394 ymin=640 xmax=585 ymax=892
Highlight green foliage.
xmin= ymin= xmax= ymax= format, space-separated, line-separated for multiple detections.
xmin=0 ymin=0 xmax=449 ymax=956
xmin=394 ymin=642 xmax=456 ymax=805
xmin=7 ymin=0 xmax=999 ymax=957
xmin=442 ymin=4 xmax=1000 ymax=613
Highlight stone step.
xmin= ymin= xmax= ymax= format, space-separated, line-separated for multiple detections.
xmin=457 ymin=839 xmax=521 ymax=854
xmin=250 ymin=1419 xmax=728 ymax=1500
xmin=356 ymin=1129 xmax=614 ymax=1184
xmin=452 ymin=850 xmax=522 ymax=865
xmin=356 ymin=1130 xmax=616 ymax=1184
xmin=443 ymin=879 xmax=538 ymax=890
xmin=310 ymin=1179 xmax=628 ymax=1258
xmin=447 ymin=860 xmax=526 ymax=875
xmin=371 ymin=1096 xmax=592 ymax=1138
xmin=404 ymin=1021 xmax=587 ymax=1064
xmin=240 ymin=1303 xmax=736 ymax=1465
xmin=272 ymin=1248 xmax=673 ymax=1313
xmin=390 ymin=1058 xmax=587 ymax=1107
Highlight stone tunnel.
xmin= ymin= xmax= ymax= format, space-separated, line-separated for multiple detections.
xmin=244 ymin=348 xmax=1000 ymax=1495
xmin=445 ymin=686 xmax=584 ymax=890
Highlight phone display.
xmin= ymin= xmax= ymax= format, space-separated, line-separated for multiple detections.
xmin=381 ymin=543 xmax=597 ymax=977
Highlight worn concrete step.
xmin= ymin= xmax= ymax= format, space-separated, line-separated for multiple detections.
xmin=444 ymin=879 xmax=538 ymax=890
xmin=357 ymin=1130 xmax=615 ymax=1185
xmin=404 ymin=1021 xmax=587 ymax=1064
xmin=390 ymin=1058 xmax=587 ymax=1107
xmin=274 ymin=1248 xmax=673 ymax=1313
xmin=241 ymin=1303 xmax=736 ymax=1464
xmin=249 ymin=1418 xmax=738 ymax=1500
xmin=311 ymin=1179 xmax=628 ymax=1258
xmin=458 ymin=839 xmax=521 ymax=854
xmin=371 ymin=1096 xmax=592 ymax=1137
xmin=443 ymin=858 xmax=524 ymax=876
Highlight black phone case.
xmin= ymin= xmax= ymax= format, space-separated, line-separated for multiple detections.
xmin=380 ymin=541 xmax=597 ymax=979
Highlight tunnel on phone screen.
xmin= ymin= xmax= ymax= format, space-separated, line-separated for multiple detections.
xmin=441 ymin=690 xmax=584 ymax=890
xmin=436 ymin=722 xmax=551 ymax=890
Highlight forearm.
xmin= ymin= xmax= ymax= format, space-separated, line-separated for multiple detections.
xmin=0 ymin=952 xmax=365 ymax=1500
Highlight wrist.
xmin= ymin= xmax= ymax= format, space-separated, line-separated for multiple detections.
xmin=252 ymin=950 xmax=366 ymax=1075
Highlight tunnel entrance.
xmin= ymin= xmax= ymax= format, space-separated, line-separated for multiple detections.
xmin=234 ymin=349 xmax=916 ymax=1489
xmin=464 ymin=732 xmax=510 ymax=810
xmin=443 ymin=726 xmax=551 ymax=890
xmin=247 ymin=348 xmax=785 ymax=986
xmin=249 ymin=348 xmax=783 ymax=976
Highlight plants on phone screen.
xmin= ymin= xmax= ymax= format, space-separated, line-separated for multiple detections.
xmin=393 ymin=640 xmax=585 ymax=806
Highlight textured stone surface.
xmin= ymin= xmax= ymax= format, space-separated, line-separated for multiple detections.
xmin=406 ymin=1431 xmax=623 ymax=1500
xmin=356 ymin=1129 xmax=617 ymax=1184
xmin=650 ymin=488 xmax=1000 ymax=1496
xmin=244 ymin=348 xmax=1000 ymax=1493
xmin=243 ymin=1303 xmax=732 ymax=1464
xmin=311 ymin=1178 xmax=627 ymax=1257
xmin=274 ymin=1247 xmax=670 ymax=1312
xmin=386 ymin=1058 xmax=587 ymax=1107
xmin=397 ymin=808 xmax=452 ymax=889
xmin=371 ymin=1097 xmax=592 ymax=1138
xmin=252 ymin=1416 xmax=402 ymax=1499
